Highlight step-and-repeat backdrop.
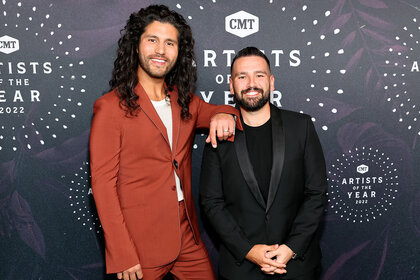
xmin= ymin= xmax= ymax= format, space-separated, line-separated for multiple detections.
xmin=1 ymin=0 xmax=419 ymax=279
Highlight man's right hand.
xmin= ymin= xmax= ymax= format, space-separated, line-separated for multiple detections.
xmin=245 ymin=244 xmax=286 ymax=272
xmin=117 ymin=263 xmax=142 ymax=280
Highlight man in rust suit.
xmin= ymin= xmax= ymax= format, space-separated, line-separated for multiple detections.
xmin=89 ymin=5 xmax=240 ymax=280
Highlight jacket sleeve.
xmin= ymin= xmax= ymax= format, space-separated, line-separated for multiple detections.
xmin=200 ymin=143 xmax=253 ymax=263
xmin=89 ymin=97 xmax=140 ymax=273
xmin=285 ymin=116 xmax=328 ymax=258
xmin=193 ymin=95 xmax=242 ymax=136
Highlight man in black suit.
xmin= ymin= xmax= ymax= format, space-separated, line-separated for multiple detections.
xmin=200 ymin=47 xmax=328 ymax=280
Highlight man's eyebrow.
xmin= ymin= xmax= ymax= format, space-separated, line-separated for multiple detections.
xmin=166 ymin=38 xmax=178 ymax=43
xmin=255 ymin=70 xmax=268 ymax=74
xmin=143 ymin=34 xmax=178 ymax=43
xmin=234 ymin=70 xmax=268 ymax=77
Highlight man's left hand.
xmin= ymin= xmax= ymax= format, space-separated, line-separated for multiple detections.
xmin=206 ymin=113 xmax=235 ymax=148
xmin=261 ymin=244 xmax=294 ymax=275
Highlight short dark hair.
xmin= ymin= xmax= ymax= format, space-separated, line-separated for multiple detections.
xmin=230 ymin=46 xmax=271 ymax=73
xmin=109 ymin=5 xmax=196 ymax=120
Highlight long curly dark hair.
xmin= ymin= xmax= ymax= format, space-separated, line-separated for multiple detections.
xmin=109 ymin=5 xmax=196 ymax=120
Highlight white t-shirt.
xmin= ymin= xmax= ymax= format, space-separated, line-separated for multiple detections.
xmin=151 ymin=98 xmax=184 ymax=201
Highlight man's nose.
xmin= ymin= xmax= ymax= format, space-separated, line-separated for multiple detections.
xmin=155 ymin=42 xmax=165 ymax=55
xmin=247 ymin=76 xmax=256 ymax=88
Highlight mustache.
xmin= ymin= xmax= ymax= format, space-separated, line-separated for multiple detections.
xmin=148 ymin=55 xmax=168 ymax=61
xmin=241 ymin=87 xmax=264 ymax=95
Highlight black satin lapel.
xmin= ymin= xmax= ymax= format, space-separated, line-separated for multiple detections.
xmin=234 ymin=129 xmax=266 ymax=209
xmin=266 ymin=105 xmax=285 ymax=213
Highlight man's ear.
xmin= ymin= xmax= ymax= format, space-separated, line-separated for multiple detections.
xmin=270 ymin=74 xmax=275 ymax=91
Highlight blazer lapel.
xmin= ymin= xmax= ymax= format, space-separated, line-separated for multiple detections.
xmin=234 ymin=124 xmax=266 ymax=210
xmin=266 ymin=104 xmax=285 ymax=213
xmin=135 ymin=83 xmax=170 ymax=147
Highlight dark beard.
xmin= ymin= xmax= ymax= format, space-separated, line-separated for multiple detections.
xmin=234 ymin=87 xmax=270 ymax=112
xmin=138 ymin=55 xmax=172 ymax=79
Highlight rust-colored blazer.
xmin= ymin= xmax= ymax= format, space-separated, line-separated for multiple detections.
xmin=89 ymin=83 xmax=240 ymax=274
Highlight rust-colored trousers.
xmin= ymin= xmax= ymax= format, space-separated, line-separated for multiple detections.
xmin=141 ymin=201 xmax=216 ymax=280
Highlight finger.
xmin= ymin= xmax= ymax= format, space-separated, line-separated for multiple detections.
xmin=223 ymin=129 xmax=230 ymax=140
xmin=261 ymin=265 xmax=277 ymax=273
xmin=273 ymin=268 xmax=287 ymax=274
xmin=228 ymin=119 xmax=235 ymax=137
xmin=262 ymin=266 xmax=286 ymax=274
xmin=129 ymin=271 xmax=137 ymax=280
xmin=136 ymin=270 xmax=143 ymax=279
xmin=123 ymin=271 xmax=129 ymax=280
xmin=209 ymin=122 xmax=217 ymax=148
xmin=265 ymin=250 xmax=277 ymax=259
xmin=228 ymin=127 xmax=234 ymax=138
xmin=216 ymin=122 xmax=224 ymax=141
xmin=117 ymin=272 xmax=122 ymax=280
xmin=263 ymin=257 xmax=286 ymax=269
xmin=264 ymin=244 xmax=279 ymax=259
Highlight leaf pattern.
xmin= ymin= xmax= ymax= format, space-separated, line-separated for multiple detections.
xmin=4 ymin=191 xmax=46 ymax=260
xmin=361 ymin=28 xmax=395 ymax=44
xmin=358 ymin=0 xmax=388 ymax=9
xmin=341 ymin=30 xmax=356 ymax=48
xmin=12 ymin=194 xmax=46 ymax=260
xmin=345 ymin=48 xmax=364 ymax=72
xmin=324 ymin=240 xmax=371 ymax=280
xmin=356 ymin=10 xmax=394 ymax=30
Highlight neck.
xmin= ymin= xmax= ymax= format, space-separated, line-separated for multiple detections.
xmin=240 ymin=103 xmax=271 ymax=127
xmin=137 ymin=67 xmax=166 ymax=101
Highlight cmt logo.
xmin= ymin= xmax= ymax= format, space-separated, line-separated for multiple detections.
xmin=0 ymin=35 xmax=19 ymax=54
xmin=225 ymin=11 xmax=259 ymax=38
xmin=356 ymin=164 xmax=369 ymax=174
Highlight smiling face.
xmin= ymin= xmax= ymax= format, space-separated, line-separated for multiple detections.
xmin=137 ymin=21 xmax=179 ymax=79
xmin=230 ymin=55 xmax=275 ymax=112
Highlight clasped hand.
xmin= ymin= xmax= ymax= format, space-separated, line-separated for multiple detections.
xmin=246 ymin=244 xmax=294 ymax=275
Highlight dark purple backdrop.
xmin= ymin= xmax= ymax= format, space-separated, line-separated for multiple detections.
xmin=0 ymin=0 xmax=419 ymax=279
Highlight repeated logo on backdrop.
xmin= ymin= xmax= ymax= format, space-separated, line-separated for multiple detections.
xmin=0 ymin=34 xmax=51 ymax=117
xmin=327 ymin=147 xmax=400 ymax=223
xmin=0 ymin=35 xmax=19 ymax=54
xmin=225 ymin=10 xmax=259 ymax=38
xmin=0 ymin=1 xmax=88 ymax=158
xmin=1 ymin=0 xmax=419 ymax=279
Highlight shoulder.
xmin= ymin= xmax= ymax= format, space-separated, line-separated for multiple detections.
xmin=93 ymin=89 xmax=121 ymax=111
xmin=271 ymin=106 xmax=314 ymax=136
xmin=94 ymin=89 xmax=119 ymax=106
xmin=275 ymin=106 xmax=310 ymax=120
xmin=92 ymin=89 xmax=126 ymax=119
xmin=272 ymin=105 xmax=311 ymax=123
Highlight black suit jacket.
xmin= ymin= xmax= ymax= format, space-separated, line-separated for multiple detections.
xmin=200 ymin=104 xmax=328 ymax=280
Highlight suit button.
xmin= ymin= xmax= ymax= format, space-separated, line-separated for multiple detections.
xmin=173 ymin=160 xmax=178 ymax=169
xmin=171 ymin=186 xmax=176 ymax=191
xmin=265 ymin=215 xmax=270 ymax=222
